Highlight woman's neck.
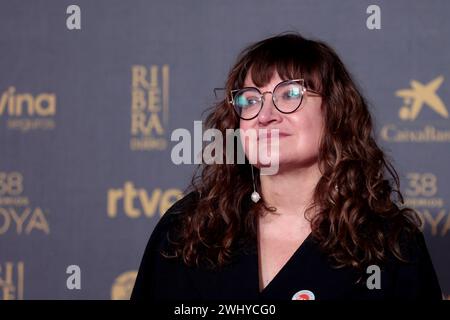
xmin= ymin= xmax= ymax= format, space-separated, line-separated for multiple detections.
xmin=259 ymin=161 xmax=322 ymax=220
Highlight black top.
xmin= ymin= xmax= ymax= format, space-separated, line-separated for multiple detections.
xmin=131 ymin=191 xmax=442 ymax=301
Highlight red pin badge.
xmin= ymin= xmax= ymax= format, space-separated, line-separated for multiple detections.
xmin=292 ymin=289 xmax=315 ymax=300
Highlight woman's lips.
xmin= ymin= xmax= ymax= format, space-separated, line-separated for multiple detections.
xmin=257 ymin=132 xmax=291 ymax=140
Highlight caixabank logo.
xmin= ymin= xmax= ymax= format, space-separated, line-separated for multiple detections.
xmin=0 ymin=171 xmax=50 ymax=236
xmin=380 ymin=76 xmax=450 ymax=239
xmin=0 ymin=86 xmax=56 ymax=132
xmin=130 ymin=65 xmax=169 ymax=151
xmin=396 ymin=76 xmax=447 ymax=122
xmin=381 ymin=75 xmax=449 ymax=142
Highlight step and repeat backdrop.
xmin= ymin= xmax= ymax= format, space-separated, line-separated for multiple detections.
xmin=0 ymin=0 xmax=449 ymax=299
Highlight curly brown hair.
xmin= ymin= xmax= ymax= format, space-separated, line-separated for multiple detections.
xmin=163 ymin=32 xmax=421 ymax=272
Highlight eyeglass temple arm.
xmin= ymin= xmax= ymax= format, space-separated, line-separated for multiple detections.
xmin=214 ymin=88 xmax=233 ymax=103
xmin=306 ymin=88 xmax=321 ymax=96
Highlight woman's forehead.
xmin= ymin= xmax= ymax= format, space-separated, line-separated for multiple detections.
xmin=240 ymin=63 xmax=322 ymax=92
xmin=243 ymin=69 xmax=284 ymax=87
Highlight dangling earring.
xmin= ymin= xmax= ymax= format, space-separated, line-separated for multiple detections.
xmin=250 ymin=165 xmax=261 ymax=203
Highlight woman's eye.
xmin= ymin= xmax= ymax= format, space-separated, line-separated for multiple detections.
xmin=247 ymin=97 xmax=258 ymax=104
xmin=239 ymin=96 xmax=258 ymax=107
xmin=284 ymin=89 xmax=300 ymax=99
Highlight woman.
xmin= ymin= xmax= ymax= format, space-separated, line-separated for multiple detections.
xmin=131 ymin=32 xmax=442 ymax=300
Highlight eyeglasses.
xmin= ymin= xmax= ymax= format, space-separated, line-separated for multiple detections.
xmin=214 ymin=79 xmax=321 ymax=120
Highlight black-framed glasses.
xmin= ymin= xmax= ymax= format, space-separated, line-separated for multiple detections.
xmin=214 ymin=79 xmax=321 ymax=120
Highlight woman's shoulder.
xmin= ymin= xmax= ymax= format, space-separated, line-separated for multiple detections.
xmin=391 ymin=225 xmax=431 ymax=263
xmin=131 ymin=190 xmax=200 ymax=300
xmin=147 ymin=190 xmax=199 ymax=251
xmin=157 ymin=190 xmax=198 ymax=223
xmin=384 ymin=226 xmax=442 ymax=299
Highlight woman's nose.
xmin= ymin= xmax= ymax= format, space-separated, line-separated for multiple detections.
xmin=257 ymin=93 xmax=280 ymax=125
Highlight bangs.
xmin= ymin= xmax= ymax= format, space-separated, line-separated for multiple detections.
xmin=235 ymin=34 xmax=323 ymax=93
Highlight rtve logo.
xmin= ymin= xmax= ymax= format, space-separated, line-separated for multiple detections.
xmin=396 ymin=76 xmax=448 ymax=121
xmin=107 ymin=182 xmax=183 ymax=218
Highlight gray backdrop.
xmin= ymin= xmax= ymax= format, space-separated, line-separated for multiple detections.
xmin=0 ymin=0 xmax=449 ymax=299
